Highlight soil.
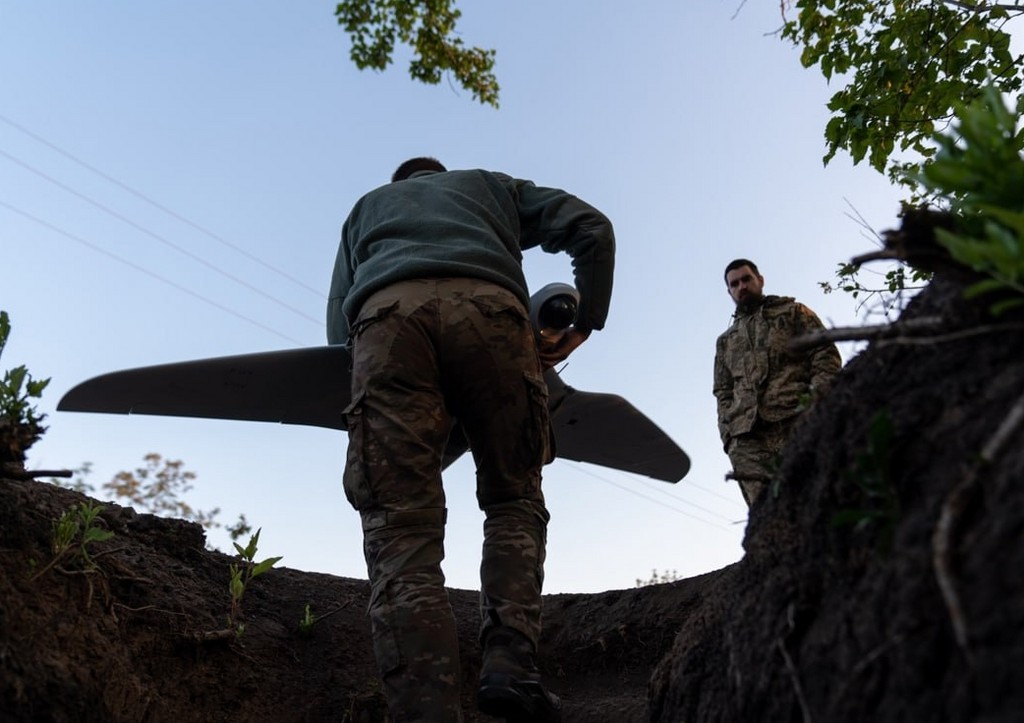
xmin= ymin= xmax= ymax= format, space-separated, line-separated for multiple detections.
xmin=3 ymin=221 xmax=1023 ymax=722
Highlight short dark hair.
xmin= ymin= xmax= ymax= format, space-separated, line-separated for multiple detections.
xmin=723 ymin=258 xmax=759 ymax=283
xmin=391 ymin=157 xmax=447 ymax=182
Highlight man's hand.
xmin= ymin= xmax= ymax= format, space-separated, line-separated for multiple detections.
xmin=538 ymin=328 xmax=591 ymax=370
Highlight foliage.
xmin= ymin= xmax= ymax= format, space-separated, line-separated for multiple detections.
xmin=780 ymin=0 xmax=1024 ymax=182
xmin=53 ymin=454 xmax=252 ymax=544
xmin=911 ymin=84 xmax=1024 ymax=314
xmin=833 ymin=410 xmax=899 ymax=551
xmin=635 ymin=568 xmax=681 ymax=587
xmin=227 ymin=528 xmax=283 ymax=635
xmin=335 ymin=0 xmax=499 ymax=106
xmin=103 ymin=452 xmax=212 ymax=523
xmin=31 ymin=501 xmax=115 ymax=581
xmin=0 ymin=310 xmax=50 ymax=464
xmin=820 ymin=259 xmax=931 ymax=320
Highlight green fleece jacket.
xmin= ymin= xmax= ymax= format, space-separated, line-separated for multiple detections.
xmin=327 ymin=168 xmax=615 ymax=345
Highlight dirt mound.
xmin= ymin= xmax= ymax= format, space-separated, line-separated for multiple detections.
xmin=3 ymin=267 xmax=1023 ymax=722
xmin=649 ymin=274 xmax=1024 ymax=722
xmin=0 ymin=474 xmax=717 ymax=722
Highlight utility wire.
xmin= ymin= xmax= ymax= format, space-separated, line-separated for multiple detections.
xmin=0 ymin=200 xmax=305 ymax=346
xmin=0 ymin=113 xmax=326 ymax=300
xmin=630 ymin=475 xmax=743 ymax=522
xmin=557 ymin=460 xmax=740 ymax=532
xmin=0 ymin=147 xmax=323 ymax=326
xmin=677 ymin=478 xmax=747 ymax=507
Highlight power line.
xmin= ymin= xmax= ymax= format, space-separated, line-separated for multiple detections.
xmin=679 ymin=478 xmax=747 ymax=507
xmin=631 ymin=475 xmax=743 ymax=522
xmin=0 ymin=147 xmax=323 ymax=327
xmin=0 ymin=113 xmax=326 ymax=300
xmin=556 ymin=460 xmax=741 ymax=532
xmin=0 ymin=200 xmax=305 ymax=346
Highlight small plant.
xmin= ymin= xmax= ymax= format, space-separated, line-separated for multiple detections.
xmin=0 ymin=311 xmax=50 ymax=466
xmin=31 ymin=501 xmax=115 ymax=581
xmin=833 ymin=411 xmax=900 ymax=551
xmin=298 ymin=603 xmax=316 ymax=636
xmin=226 ymin=528 xmax=282 ymax=636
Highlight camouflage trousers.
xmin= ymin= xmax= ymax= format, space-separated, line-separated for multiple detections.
xmin=342 ymin=278 xmax=553 ymax=722
xmin=726 ymin=416 xmax=795 ymax=507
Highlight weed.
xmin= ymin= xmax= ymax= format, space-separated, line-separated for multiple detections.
xmin=31 ymin=501 xmax=115 ymax=581
xmin=298 ymin=603 xmax=316 ymax=636
xmin=226 ymin=528 xmax=282 ymax=636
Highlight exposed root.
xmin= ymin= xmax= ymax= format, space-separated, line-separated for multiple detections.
xmin=789 ymin=316 xmax=944 ymax=352
xmin=775 ymin=603 xmax=813 ymax=723
xmin=932 ymin=390 xmax=1024 ymax=667
xmin=776 ymin=638 xmax=812 ymax=723
xmin=792 ymin=319 xmax=1024 ymax=352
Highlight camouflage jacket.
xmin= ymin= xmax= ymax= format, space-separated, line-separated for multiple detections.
xmin=713 ymin=295 xmax=841 ymax=448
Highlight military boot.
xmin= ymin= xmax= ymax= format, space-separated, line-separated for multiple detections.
xmin=477 ymin=627 xmax=562 ymax=722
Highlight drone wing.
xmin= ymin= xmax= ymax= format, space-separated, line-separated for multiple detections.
xmin=58 ymin=346 xmax=352 ymax=430
xmin=543 ymin=370 xmax=689 ymax=483
xmin=59 ymin=347 xmax=689 ymax=483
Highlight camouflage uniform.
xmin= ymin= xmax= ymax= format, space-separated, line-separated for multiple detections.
xmin=344 ymin=278 xmax=552 ymax=720
xmin=713 ymin=295 xmax=841 ymax=506
xmin=331 ymin=166 xmax=614 ymax=721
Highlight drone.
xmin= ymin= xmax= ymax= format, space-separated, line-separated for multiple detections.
xmin=59 ymin=284 xmax=689 ymax=483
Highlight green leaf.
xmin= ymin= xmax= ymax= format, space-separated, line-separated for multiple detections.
xmin=82 ymin=527 xmax=115 ymax=545
xmin=251 ymin=556 xmax=284 ymax=578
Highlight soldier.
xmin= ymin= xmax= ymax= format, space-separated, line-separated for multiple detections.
xmin=713 ymin=259 xmax=841 ymax=507
xmin=328 ymin=157 xmax=615 ymax=722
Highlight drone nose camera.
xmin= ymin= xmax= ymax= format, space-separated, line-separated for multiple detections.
xmin=529 ymin=283 xmax=580 ymax=343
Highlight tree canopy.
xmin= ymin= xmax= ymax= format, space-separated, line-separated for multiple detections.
xmin=335 ymin=0 xmax=499 ymax=107
xmin=333 ymin=2 xmax=1024 ymax=181
xmin=779 ymin=0 xmax=1024 ymax=181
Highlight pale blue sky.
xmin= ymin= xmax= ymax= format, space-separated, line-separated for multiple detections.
xmin=2 ymin=2 xmax=907 ymax=592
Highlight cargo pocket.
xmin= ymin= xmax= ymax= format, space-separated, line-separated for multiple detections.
xmin=350 ymin=299 xmax=400 ymax=342
xmin=469 ymin=291 xmax=530 ymax=326
xmin=524 ymin=370 xmax=555 ymax=466
xmin=341 ymin=390 xmax=372 ymax=510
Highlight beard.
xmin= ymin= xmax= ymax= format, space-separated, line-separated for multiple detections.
xmin=735 ymin=289 xmax=765 ymax=314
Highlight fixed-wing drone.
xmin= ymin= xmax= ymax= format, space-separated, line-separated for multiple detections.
xmin=58 ymin=284 xmax=690 ymax=483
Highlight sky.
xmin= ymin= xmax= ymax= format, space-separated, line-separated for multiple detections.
xmin=1 ymin=1 xmax=910 ymax=593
